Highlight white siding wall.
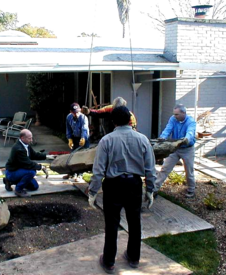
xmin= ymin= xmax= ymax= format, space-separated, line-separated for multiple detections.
xmin=160 ymin=71 xmax=176 ymax=133
xmin=112 ymin=71 xmax=153 ymax=138
xmin=164 ymin=18 xmax=226 ymax=156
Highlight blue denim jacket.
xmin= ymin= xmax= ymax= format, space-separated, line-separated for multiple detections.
xmin=66 ymin=113 xmax=89 ymax=140
xmin=160 ymin=115 xmax=196 ymax=147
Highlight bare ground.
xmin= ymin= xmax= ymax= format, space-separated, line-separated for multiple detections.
xmin=0 ymin=172 xmax=225 ymax=275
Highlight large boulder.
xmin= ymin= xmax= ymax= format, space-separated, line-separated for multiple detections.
xmin=0 ymin=201 xmax=10 ymax=230
xmin=50 ymin=139 xmax=184 ymax=174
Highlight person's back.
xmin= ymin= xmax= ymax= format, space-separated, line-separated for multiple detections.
xmin=88 ymin=106 xmax=156 ymax=273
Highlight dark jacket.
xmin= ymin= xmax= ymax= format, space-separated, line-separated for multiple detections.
xmin=6 ymin=140 xmax=46 ymax=171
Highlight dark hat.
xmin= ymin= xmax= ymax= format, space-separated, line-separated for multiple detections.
xmin=70 ymin=103 xmax=81 ymax=113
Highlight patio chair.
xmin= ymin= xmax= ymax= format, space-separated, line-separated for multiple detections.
xmin=2 ymin=118 xmax=33 ymax=146
xmin=0 ymin=112 xmax=27 ymax=133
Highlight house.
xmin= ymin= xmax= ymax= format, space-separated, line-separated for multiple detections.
xmin=0 ymin=14 xmax=226 ymax=156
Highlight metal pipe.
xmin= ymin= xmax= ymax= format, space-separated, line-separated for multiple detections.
xmin=194 ymin=70 xmax=200 ymax=121
xmin=141 ymin=75 xmax=226 ymax=82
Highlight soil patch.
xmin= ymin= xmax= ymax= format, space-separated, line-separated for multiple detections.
xmin=0 ymin=191 xmax=105 ymax=262
xmin=0 ymin=172 xmax=225 ymax=275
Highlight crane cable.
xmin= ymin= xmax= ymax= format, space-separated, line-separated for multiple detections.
xmin=85 ymin=33 xmax=94 ymax=106
xmin=85 ymin=0 xmax=97 ymax=106
xmin=126 ymin=2 xmax=136 ymax=113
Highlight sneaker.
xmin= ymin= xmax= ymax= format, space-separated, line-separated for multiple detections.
xmin=185 ymin=191 xmax=195 ymax=198
xmin=123 ymin=251 xmax=139 ymax=268
xmin=15 ymin=190 xmax=31 ymax=198
xmin=3 ymin=177 xmax=13 ymax=192
xmin=99 ymin=255 xmax=115 ymax=274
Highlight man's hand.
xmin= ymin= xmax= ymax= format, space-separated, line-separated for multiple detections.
xmin=79 ymin=138 xmax=85 ymax=147
xmin=46 ymin=155 xmax=57 ymax=160
xmin=88 ymin=192 xmax=97 ymax=209
xmin=82 ymin=106 xmax=90 ymax=115
xmin=145 ymin=192 xmax=154 ymax=210
xmin=68 ymin=138 xmax=74 ymax=149
xmin=42 ymin=166 xmax=49 ymax=179
xmin=181 ymin=138 xmax=189 ymax=146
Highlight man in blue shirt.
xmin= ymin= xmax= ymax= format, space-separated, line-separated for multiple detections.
xmin=64 ymin=102 xmax=90 ymax=179
xmin=154 ymin=104 xmax=196 ymax=198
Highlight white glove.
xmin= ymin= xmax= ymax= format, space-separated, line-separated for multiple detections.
xmin=88 ymin=192 xmax=97 ymax=209
xmin=46 ymin=155 xmax=57 ymax=160
xmin=146 ymin=192 xmax=154 ymax=210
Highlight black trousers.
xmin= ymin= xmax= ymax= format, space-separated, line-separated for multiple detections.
xmin=102 ymin=175 xmax=142 ymax=266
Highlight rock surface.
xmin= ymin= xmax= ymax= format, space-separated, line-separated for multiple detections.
xmin=0 ymin=202 xmax=10 ymax=230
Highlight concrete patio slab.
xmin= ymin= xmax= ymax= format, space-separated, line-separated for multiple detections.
xmin=0 ymin=231 xmax=192 ymax=275
xmin=0 ymin=174 xmax=76 ymax=198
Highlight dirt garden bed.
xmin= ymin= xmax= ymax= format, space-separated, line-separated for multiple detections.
xmin=0 ymin=171 xmax=225 ymax=275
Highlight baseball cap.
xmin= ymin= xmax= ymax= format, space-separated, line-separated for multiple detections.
xmin=70 ymin=103 xmax=81 ymax=113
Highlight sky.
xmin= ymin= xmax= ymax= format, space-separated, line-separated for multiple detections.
xmin=0 ymin=0 xmax=173 ymax=44
xmin=1 ymin=0 xmax=212 ymax=45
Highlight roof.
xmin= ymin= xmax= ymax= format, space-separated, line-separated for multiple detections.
xmin=0 ymin=35 xmax=179 ymax=73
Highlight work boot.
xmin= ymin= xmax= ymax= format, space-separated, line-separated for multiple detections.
xmin=3 ymin=177 xmax=13 ymax=192
xmin=123 ymin=251 xmax=139 ymax=268
xmin=99 ymin=255 xmax=115 ymax=274
xmin=15 ymin=190 xmax=31 ymax=198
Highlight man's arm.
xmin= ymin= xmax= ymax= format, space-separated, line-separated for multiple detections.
xmin=185 ymin=120 xmax=196 ymax=143
xmin=66 ymin=114 xmax=73 ymax=139
xmin=144 ymin=140 xmax=157 ymax=193
xmin=29 ymin=146 xmax=46 ymax=161
xmin=160 ymin=116 xmax=174 ymax=139
xmin=89 ymin=141 xmax=107 ymax=194
xmin=80 ymin=115 xmax=89 ymax=140
xmin=16 ymin=148 xmax=42 ymax=170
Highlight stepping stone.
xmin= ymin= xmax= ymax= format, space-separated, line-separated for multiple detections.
xmin=0 ymin=231 xmax=192 ymax=274
xmin=74 ymin=181 xmax=214 ymax=239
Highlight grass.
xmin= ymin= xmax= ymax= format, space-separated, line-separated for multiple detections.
xmin=143 ymin=230 xmax=220 ymax=275
xmin=143 ymin=192 xmax=220 ymax=274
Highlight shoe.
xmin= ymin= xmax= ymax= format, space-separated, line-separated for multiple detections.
xmin=3 ymin=177 xmax=13 ymax=192
xmin=123 ymin=251 xmax=139 ymax=268
xmin=99 ymin=255 xmax=115 ymax=274
xmin=62 ymin=174 xmax=71 ymax=180
xmin=185 ymin=191 xmax=195 ymax=198
xmin=15 ymin=190 xmax=31 ymax=198
xmin=153 ymin=191 xmax=159 ymax=199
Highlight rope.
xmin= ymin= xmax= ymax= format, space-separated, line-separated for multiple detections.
xmin=85 ymin=34 xmax=94 ymax=106
xmin=126 ymin=2 xmax=136 ymax=113
xmin=85 ymin=0 xmax=98 ymax=106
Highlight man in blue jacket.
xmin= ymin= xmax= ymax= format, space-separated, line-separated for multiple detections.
xmin=64 ymin=102 xmax=90 ymax=179
xmin=154 ymin=104 xmax=196 ymax=198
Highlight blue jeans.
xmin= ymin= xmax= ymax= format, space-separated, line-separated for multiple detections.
xmin=6 ymin=169 xmax=39 ymax=192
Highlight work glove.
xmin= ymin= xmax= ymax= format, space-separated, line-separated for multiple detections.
xmin=82 ymin=106 xmax=90 ymax=115
xmin=79 ymin=138 xmax=85 ymax=147
xmin=68 ymin=138 xmax=74 ymax=149
xmin=88 ymin=191 xmax=97 ymax=209
xmin=42 ymin=166 xmax=49 ymax=179
xmin=145 ymin=191 xmax=154 ymax=210
xmin=181 ymin=137 xmax=189 ymax=146
xmin=46 ymin=155 xmax=57 ymax=160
